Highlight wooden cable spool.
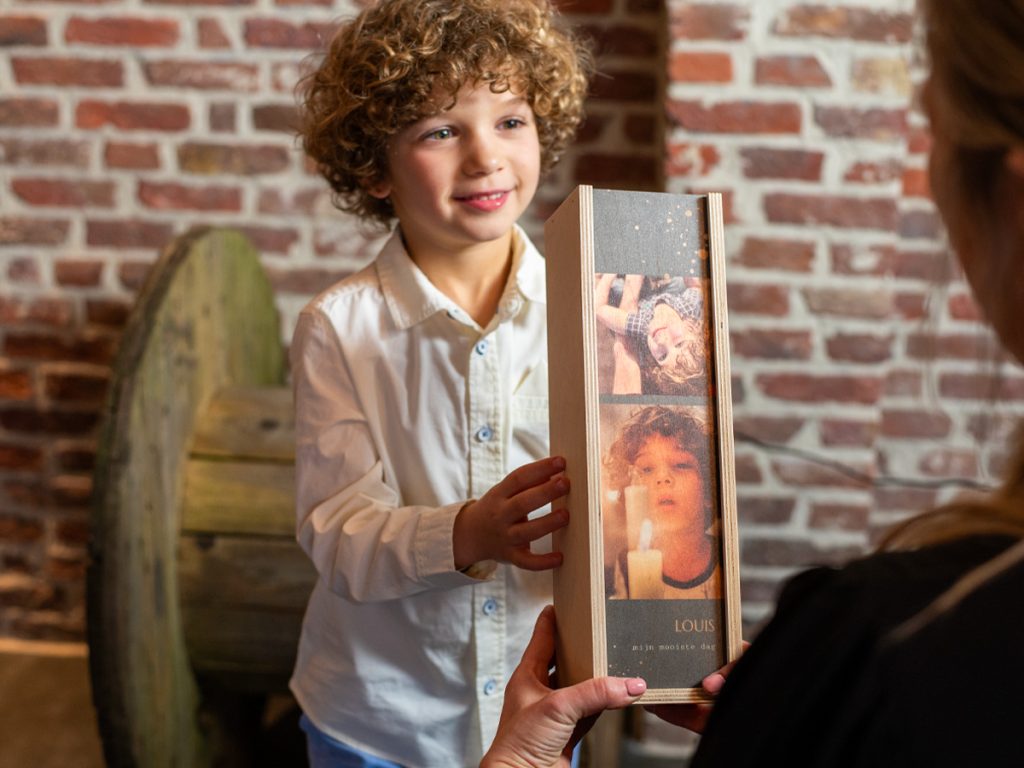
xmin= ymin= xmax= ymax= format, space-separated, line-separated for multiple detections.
xmin=87 ymin=228 xmax=315 ymax=767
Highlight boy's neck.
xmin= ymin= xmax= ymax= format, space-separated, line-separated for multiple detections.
xmin=404 ymin=229 xmax=516 ymax=328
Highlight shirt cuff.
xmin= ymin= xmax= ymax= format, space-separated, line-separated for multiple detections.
xmin=415 ymin=500 xmax=497 ymax=588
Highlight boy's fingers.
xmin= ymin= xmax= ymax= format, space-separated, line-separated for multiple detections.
xmin=511 ymin=550 xmax=564 ymax=572
xmin=509 ymin=507 xmax=569 ymax=545
xmin=492 ymin=457 xmax=566 ymax=499
xmin=499 ymin=476 xmax=569 ymax=523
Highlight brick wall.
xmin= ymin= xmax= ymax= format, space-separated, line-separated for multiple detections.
xmin=0 ymin=0 xmax=1018 ymax=649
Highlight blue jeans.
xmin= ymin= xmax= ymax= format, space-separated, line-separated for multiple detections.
xmin=299 ymin=713 xmax=581 ymax=767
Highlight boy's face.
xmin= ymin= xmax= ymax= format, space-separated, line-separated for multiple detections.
xmin=370 ymin=80 xmax=541 ymax=260
xmin=630 ymin=433 xmax=705 ymax=532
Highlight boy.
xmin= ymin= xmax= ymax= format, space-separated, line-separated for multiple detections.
xmin=290 ymin=0 xmax=592 ymax=765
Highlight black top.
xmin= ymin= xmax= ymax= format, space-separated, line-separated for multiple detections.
xmin=691 ymin=534 xmax=1024 ymax=767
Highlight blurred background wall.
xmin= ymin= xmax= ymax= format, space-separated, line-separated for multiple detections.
xmin=0 ymin=0 xmax=1018 ymax=645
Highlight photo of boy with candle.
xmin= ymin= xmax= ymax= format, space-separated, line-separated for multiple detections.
xmin=594 ymin=272 xmax=710 ymax=397
xmin=600 ymin=404 xmax=722 ymax=601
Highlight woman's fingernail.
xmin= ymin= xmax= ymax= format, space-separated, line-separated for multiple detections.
xmin=625 ymin=678 xmax=647 ymax=696
xmin=553 ymin=456 xmax=566 ymax=470
xmin=703 ymin=672 xmax=725 ymax=694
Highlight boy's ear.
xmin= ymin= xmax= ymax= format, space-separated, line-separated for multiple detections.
xmin=366 ymin=176 xmax=391 ymax=200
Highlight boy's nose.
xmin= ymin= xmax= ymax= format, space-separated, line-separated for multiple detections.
xmin=463 ymin=135 xmax=501 ymax=175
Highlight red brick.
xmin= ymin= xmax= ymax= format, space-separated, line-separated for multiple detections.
xmin=755 ymin=55 xmax=830 ymax=87
xmin=906 ymin=332 xmax=1000 ymax=361
xmin=889 ymin=249 xmax=948 ymax=281
xmin=0 ymin=515 xmax=44 ymax=542
xmin=773 ymin=6 xmax=913 ymax=43
xmin=884 ymin=369 xmax=923 ymax=398
xmin=86 ymin=219 xmax=174 ymax=248
xmin=668 ymin=100 xmax=801 ymax=134
xmin=809 ymin=503 xmax=869 ymax=532
xmin=574 ymin=114 xmax=608 ymax=144
xmin=4 ymin=480 xmax=46 ymax=508
xmin=12 ymin=56 xmax=123 ymax=87
xmin=252 ymin=104 xmax=298 ymax=133
xmin=0 ymin=370 xmax=32 ymax=400
xmin=948 ymin=292 xmax=982 ymax=322
xmin=732 ymin=328 xmax=812 ymax=360
xmin=742 ymin=536 xmax=865 ymax=568
xmin=820 ymin=418 xmax=877 ymax=447
xmin=740 ymin=147 xmax=823 ymax=180
xmin=0 ymin=98 xmax=59 ymax=127
xmin=815 ymin=106 xmax=906 ymax=141
xmin=7 ymin=259 xmax=41 ymax=285
xmin=85 ymin=299 xmax=130 ymax=328
xmin=104 ymin=141 xmax=161 ymax=170
xmin=210 ymin=102 xmax=237 ymax=132
xmin=757 ymin=373 xmax=882 ymax=404
xmin=55 ymin=445 xmax=96 ymax=473
xmin=624 ymin=114 xmax=657 ymax=144
xmin=881 ymin=409 xmax=952 ymax=439
xmin=851 ymin=57 xmax=910 ymax=96
xmin=893 ymin=291 xmax=927 ymax=321
xmin=12 ymin=178 xmax=116 ymax=208
xmin=765 ymin=193 xmax=898 ymax=231
xmin=56 ymin=264 xmax=103 ymax=290
xmin=0 ymin=16 xmax=48 ymax=46
xmin=580 ymin=23 xmax=658 ymax=57
xmin=55 ymin=515 xmax=90 ymax=546
xmin=737 ymin=496 xmax=796 ymax=526
xmin=197 ymin=18 xmax=232 ymax=48
xmin=899 ymin=208 xmax=942 ymax=239
xmin=138 ymin=181 xmax=242 ymax=212
xmin=243 ymin=19 xmax=333 ymax=49
xmin=737 ymin=237 xmax=815 ymax=272
xmin=573 ymin=153 xmax=660 ymax=187
xmin=901 ymin=167 xmax=930 ymax=198
xmin=873 ymin=486 xmax=937 ymax=513
xmin=65 ymin=17 xmax=179 ymax=47
xmin=907 ymin=124 xmax=932 ymax=155
xmin=0 ymin=407 xmax=100 ymax=436
xmin=177 ymin=142 xmax=290 ymax=174
xmin=0 ymin=443 xmax=43 ymax=471
xmin=669 ymin=51 xmax=732 ymax=83
xmin=44 ymin=370 xmax=110 ymax=404
xmin=803 ymin=287 xmax=892 ymax=319
xmin=733 ymin=453 xmax=762 ymax=484
xmin=51 ymin=475 xmax=92 ymax=507
xmin=0 ymin=217 xmax=69 ymax=245
xmin=844 ymin=159 xmax=902 ymax=184
xmin=829 ymin=243 xmax=895 ymax=276
xmin=234 ymin=225 xmax=301 ymax=255
xmin=144 ymin=60 xmax=259 ymax=91
xmin=118 ymin=262 xmax=152 ymax=290
xmin=918 ymin=448 xmax=978 ymax=479
xmin=0 ymin=138 xmax=90 ymax=168
xmin=825 ymin=332 xmax=893 ymax=363
xmin=590 ymin=70 xmax=657 ymax=102
xmin=4 ymin=333 xmax=115 ymax=364
xmin=265 ymin=267 xmax=349 ymax=294
xmin=726 ymin=283 xmax=789 ymax=316
xmin=556 ymin=0 xmax=613 ymax=11
xmin=939 ymin=373 xmax=1024 ymax=400
xmin=670 ymin=4 xmax=749 ymax=40
xmin=733 ymin=415 xmax=804 ymax=443
xmin=772 ymin=457 xmax=874 ymax=489
xmin=256 ymin=187 xmax=324 ymax=216
xmin=76 ymin=100 xmax=190 ymax=131
xmin=665 ymin=142 xmax=720 ymax=177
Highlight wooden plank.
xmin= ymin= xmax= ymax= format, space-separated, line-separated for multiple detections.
xmin=182 ymin=604 xmax=303 ymax=682
xmin=178 ymin=535 xmax=315 ymax=613
xmin=191 ymin=386 xmax=294 ymax=463
xmin=182 ymin=460 xmax=294 ymax=536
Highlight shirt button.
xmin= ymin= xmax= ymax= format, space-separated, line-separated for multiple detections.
xmin=483 ymin=678 xmax=498 ymax=696
xmin=475 ymin=425 xmax=493 ymax=442
xmin=482 ymin=597 xmax=498 ymax=616
xmin=501 ymin=296 xmax=522 ymax=316
xmin=474 ymin=339 xmax=489 ymax=356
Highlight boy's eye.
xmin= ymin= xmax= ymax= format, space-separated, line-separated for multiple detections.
xmin=500 ymin=117 xmax=526 ymax=130
xmin=424 ymin=127 xmax=454 ymax=141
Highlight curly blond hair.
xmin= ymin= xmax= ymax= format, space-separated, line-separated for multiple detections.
xmin=298 ymin=0 xmax=593 ymax=225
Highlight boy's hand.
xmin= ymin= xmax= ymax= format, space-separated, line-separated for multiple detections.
xmin=454 ymin=456 xmax=570 ymax=571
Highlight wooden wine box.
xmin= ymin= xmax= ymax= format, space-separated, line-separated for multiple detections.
xmin=545 ymin=186 xmax=742 ymax=703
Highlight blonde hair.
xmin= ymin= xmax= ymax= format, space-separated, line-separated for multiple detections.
xmin=298 ymin=0 xmax=593 ymax=225
xmin=649 ymin=315 xmax=708 ymax=394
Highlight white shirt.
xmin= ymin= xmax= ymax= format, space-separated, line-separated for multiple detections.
xmin=289 ymin=226 xmax=551 ymax=767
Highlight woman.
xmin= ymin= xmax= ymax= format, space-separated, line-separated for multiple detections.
xmin=482 ymin=0 xmax=1024 ymax=765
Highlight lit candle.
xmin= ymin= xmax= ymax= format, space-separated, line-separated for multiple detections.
xmin=627 ymin=519 xmax=663 ymax=600
xmin=623 ymin=484 xmax=649 ymax=551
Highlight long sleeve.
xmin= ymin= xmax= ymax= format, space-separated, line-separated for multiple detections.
xmin=292 ymin=307 xmax=477 ymax=602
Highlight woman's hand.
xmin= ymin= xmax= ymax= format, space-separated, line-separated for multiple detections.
xmin=482 ymin=606 xmax=647 ymax=768
xmin=644 ymin=642 xmax=749 ymax=733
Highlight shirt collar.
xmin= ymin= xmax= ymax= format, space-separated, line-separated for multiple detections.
xmin=376 ymin=225 xmax=546 ymax=331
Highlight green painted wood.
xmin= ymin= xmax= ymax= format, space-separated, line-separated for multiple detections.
xmin=183 ymin=460 xmax=295 ymax=536
xmin=88 ymin=228 xmax=285 ymax=768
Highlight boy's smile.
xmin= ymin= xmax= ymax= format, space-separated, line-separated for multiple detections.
xmin=370 ymin=81 xmax=541 ymax=270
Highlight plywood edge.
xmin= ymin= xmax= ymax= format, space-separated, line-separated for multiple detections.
xmin=706 ymin=193 xmax=743 ymax=662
